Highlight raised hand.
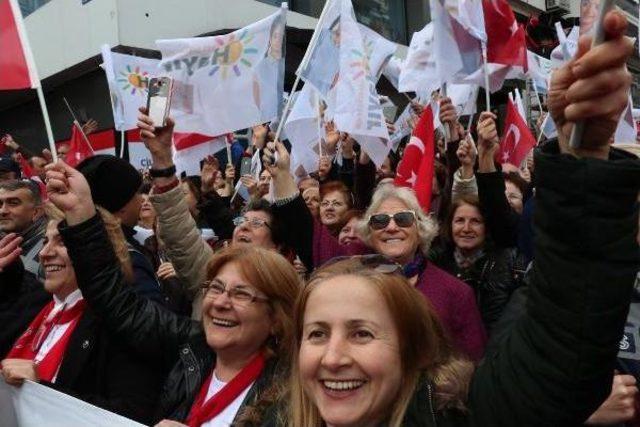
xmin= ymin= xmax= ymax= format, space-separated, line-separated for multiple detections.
xmin=262 ymin=141 xmax=290 ymax=179
xmin=45 ymin=161 xmax=96 ymax=225
xmin=457 ymin=135 xmax=477 ymax=179
xmin=81 ymin=118 xmax=99 ymax=136
xmin=157 ymin=262 xmax=177 ymax=280
xmin=251 ymin=124 xmax=268 ymax=150
xmin=586 ymin=374 xmax=638 ymax=425
xmin=325 ymin=121 xmax=341 ymax=153
xmin=137 ymin=106 xmax=175 ymax=168
xmin=548 ymin=10 xmax=634 ymax=159
xmin=200 ymin=156 xmax=220 ymax=193
xmin=318 ymin=156 xmax=332 ymax=181
xmin=240 ymin=175 xmax=258 ymax=197
xmin=0 ymin=233 xmax=22 ymax=273
xmin=224 ymin=163 xmax=235 ymax=184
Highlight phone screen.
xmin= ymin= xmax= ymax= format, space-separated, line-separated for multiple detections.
xmin=147 ymin=77 xmax=172 ymax=127
xmin=240 ymin=157 xmax=252 ymax=176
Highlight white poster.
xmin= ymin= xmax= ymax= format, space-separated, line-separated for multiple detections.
xmin=0 ymin=380 xmax=144 ymax=427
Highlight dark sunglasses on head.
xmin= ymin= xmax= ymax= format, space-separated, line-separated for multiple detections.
xmin=321 ymin=254 xmax=403 ymax=275
xmin=367 ymin=210 xmax=417 ymax=230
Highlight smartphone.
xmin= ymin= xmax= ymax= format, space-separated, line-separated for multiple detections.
xmin=147 ymin=77 xmax=173 ymax=128
xmin=240 ymin=157 xmax=252 ymax=176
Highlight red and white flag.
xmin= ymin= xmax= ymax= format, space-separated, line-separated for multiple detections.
xmin=496 ymin=98 xmax=536 ymax=167
xmin=66 ymin=122 xmax=95 ymax=168
xmin=394 ymin=107 xmax=435 ymax=212
xmin=173 ymin=132 xmax=226 ymax=176
xmin=463 ymin=0 xmax=527 ymax=92
xmin=0 ymin=0 xmax=39 ymax=90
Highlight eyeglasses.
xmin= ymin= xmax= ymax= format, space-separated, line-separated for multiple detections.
xmin=367 ymin=211 xmax=417 ymax=230
xmin=201 ymin=279 xmax=269 ymax=305
xmin=320 ymin=200 xmax=345 ymax=208
xmin=321 ymin=254 xmax=403 ymax=274
xmin=233 ymin=216 xmax=271 ymax=230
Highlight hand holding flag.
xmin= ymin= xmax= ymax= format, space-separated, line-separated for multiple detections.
xmin=137 ymin=106 xmax=176 ymax=168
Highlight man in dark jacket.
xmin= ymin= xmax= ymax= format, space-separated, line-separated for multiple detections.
xmin=77 ymin=155 xmax=162 ymax=304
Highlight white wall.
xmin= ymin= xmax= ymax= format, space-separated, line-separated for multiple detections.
xmin=25 ymin=0 xmax=316 ymax=80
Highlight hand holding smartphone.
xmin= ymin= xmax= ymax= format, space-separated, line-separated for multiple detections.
xmin=146 ymin=77 xmax=173 ymax=128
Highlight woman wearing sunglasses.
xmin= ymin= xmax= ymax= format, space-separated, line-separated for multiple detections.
xmin=359 ymin=184 xmax=487 ymax=360
xmin=40 ymin=161 xmax=300 ymax=426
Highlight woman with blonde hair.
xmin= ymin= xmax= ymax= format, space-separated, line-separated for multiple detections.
xmin=358 ymin=184 xmax=486 ymax=360
xmin=1 ymin=204 xmax=159 ymax=424
xmin=39 ymin=161 xmax=301 ymax=426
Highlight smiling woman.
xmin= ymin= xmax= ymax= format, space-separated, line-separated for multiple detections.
xmin=43 ymin=159 xmax=302 ymax=426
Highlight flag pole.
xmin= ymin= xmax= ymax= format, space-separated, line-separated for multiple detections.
xmin=481 ymin=42 xmax=491 ymax=112
xmin=63 ymin=97 xmax=93 ymax=149
xmin=119 ymin=130 xmax=125 ymax=158
xmin=8 ymin=0 xmax=58 ymax=162
xmin=273 ymin=0 xmax=333 ymax=144
xmin=441 ymin=83 xmax=451 ymax=145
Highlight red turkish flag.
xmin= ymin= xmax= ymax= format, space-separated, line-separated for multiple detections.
xmin=66 ymin=121 xmax=95 ymax=168
xmin=497 ymin=99 xmax=536 ymax=167
xmin=0 ymin=0 xmax=37 ymax=90
xmin=15 ymin=153 xmax=34 ymax=178
xmin=394 ymin=107 xmax=435 ymax=212
xmin=483 ymin=0 xmax=527 ymax=70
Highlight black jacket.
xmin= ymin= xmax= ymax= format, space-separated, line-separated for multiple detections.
xmin=403 ymin=141 xmax=640 ymax=426
xmin=0 ymin=260 xmax=49 ymax=358
xmin=60 ymin=216 xmax=284 ymax=424
xmin=431 ymin=246 xmax=524 ymax=334
xmin=46 ymin=307 xmax=162 ymax=424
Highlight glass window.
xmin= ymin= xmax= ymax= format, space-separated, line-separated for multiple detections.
xmin=19 ymin=0 xmax=52 ymax=17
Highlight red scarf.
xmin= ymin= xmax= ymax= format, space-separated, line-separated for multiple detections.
xmin=186 ymin=351 xmax=266 ymax=427
xmin=5 ymin=299 xmax=86 ymax=382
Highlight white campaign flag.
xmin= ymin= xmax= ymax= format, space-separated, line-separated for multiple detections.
xmin=527 ymin=50 xmax=551 ymax=92
xmin=0 ymin=380 xmax=143 ymax=427
xmin=390 ymin=103 xmax=415 ymax=150
xmin=382 ymin=55 xmax=403 ymax=90
xmin=285 ymin=84 xmax=323 ymax=177
xmin=448 ymin=83 xmax=478 ymax=116
xmin=398 ymin=23 xmax=439 ymax=94
xmin=614 ymin=96 xmax=637 ymax=144
xmin=431 ymin=0 xmax=483 ymax=87
xmin=358 ymin=24 xmax=398 ymax=82
xmin=540 ymin=112 xmax=557 ymax=139
xmin=157 ymin=6 xmax=286 ymax=137
xmin=551 ymin=24 xmax=579 ymax=70
xmin=101 ymin=45 xmax=160 ymax=131
xmin=297 ymin=0 xmax=341 ymax=97
xmin=332 ymin=0 xmax=390 ymax=166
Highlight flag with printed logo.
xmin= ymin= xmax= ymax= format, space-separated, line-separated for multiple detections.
xmin=101 ymin=46 xmax=160 ymax=131
xmin=284 ymin=85 xmax=323 ymax=177
xmin=157 ymin=6 xmax=286 ymax=137
xmin=358 ymin=24 xmax=398 ymax=81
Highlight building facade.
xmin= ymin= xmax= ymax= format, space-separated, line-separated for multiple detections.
xmin=2 ymin=0 xmax=638 ymax=152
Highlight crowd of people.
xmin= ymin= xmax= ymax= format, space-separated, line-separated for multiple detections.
xmin=1 ymin=9 xmax=640 ymax=427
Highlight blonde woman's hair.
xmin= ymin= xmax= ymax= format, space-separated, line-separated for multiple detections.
xmin=358 ymin=184 xmax=439 ymax=257
xmin=288 ymin=259 xmax=473 ymax=426
xmin=43 ymin=203 xmax=134 ymax=283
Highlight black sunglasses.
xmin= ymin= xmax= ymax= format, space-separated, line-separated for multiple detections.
xmin=367 ymin=210 xmax=417 ymax=230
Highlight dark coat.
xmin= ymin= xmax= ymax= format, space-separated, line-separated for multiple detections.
xmin=431 ymin=246 xmax=524 ymax=334
xmin=0 ymin=260 xmax=49 ymax=358
xmin=402 ymin=141 xmax=640 ymax=426
xmin=47 ymin=307 xmax=162 ymax=425
xmin=60 ymin=215 xmax=284 ymax=425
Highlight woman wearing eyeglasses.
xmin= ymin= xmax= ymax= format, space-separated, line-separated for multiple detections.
xmin=40 ymin=161 xmax=300 ymax=427
xmin=359 ymin=184 xmax=487 ymax=361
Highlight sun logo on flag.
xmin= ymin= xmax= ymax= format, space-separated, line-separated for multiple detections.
xmin=117 ymin=66 xmax=149 ymax=95
xmin=349 ymin=48 xmax=370 ymax=80
xmin=209 ymin=30 xmax=259 ymax=79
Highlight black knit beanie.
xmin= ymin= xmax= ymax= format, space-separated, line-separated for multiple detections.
xmin=77 ymin=155 xmax=142 ymax=213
